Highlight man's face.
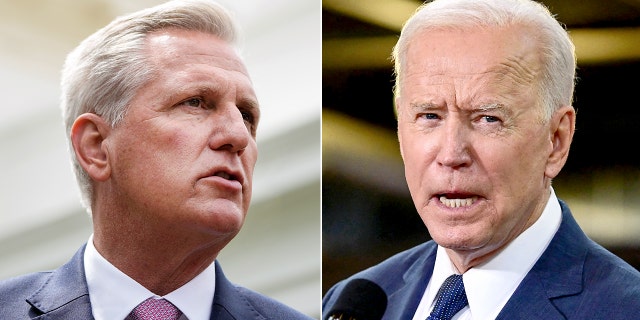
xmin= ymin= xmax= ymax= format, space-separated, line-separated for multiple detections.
xmin=105 ymin=29 xmax=258 ymax=240
xmin=396 ymin=26 xmax=559 ymax=262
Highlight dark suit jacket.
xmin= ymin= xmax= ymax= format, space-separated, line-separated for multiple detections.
xmin=322 ymin=199 xmax=640 ymax=319
xmin=0 ymin=244 xmax=312 ymax=320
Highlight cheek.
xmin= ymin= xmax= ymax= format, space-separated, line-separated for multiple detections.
xmin=399 ymin=133 xmax=431 ymax=191
xmin=118 ymin=124 xmax=199 ymax=180
xmin=508 ymin=132 xmax=549 ymax=177
xmin=241 ymin=141 xmax=258 ymax=195
xmin=480 ymin=135 xmax=548 ymax=205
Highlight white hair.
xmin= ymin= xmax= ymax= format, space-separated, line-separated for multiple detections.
xmin=392 ymin=0 xmax=576 ymax=121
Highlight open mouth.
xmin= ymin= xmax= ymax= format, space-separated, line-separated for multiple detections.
xmin=213 ymin=171 xmax=238 ymax=181
xmin=203 ymin=167 xmax=244 ymax=187
xmin=438 ymin=195 xmax=478 ymax=208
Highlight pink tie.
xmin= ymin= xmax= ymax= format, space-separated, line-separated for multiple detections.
xmin=126 ymin=298 xmax=182 ymax=320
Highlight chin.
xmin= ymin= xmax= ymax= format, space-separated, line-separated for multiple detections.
xmin=430 ymin=227 xmax=488 ymax=251
xmin=435 ymin=239 xmax=474 ymax=251
xmin=192 ymin=205 xmax=245 ymax=234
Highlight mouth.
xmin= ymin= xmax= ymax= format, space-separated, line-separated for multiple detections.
xmin=213 ymin=171 xmax=238 ymax=181
xmin=437 ymin=193 xmax=479 ymax=208
xmin=204 ymin=168 xmax=243 ymax=185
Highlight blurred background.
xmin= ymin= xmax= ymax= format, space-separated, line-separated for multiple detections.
xmin=0 ymin=0 xmax=320 ymax=318
xmin=323 ymin=0 xmax=640 ymax=294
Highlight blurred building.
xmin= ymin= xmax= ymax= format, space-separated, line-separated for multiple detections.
xmin=0 ymin=0 xmax=321 ymax=318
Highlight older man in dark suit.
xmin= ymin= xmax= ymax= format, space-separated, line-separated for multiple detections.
xmin=323 ymin=0 xmax=640 ymax=319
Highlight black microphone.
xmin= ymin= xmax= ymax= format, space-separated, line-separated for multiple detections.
xmin=325 ymin=278 xmax=388 ymax=320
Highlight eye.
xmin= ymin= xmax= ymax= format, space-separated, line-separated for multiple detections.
xmin=179 ymin=97 xmax=205 ymax=109
xmin=237 ymin=96 xmax=259 ymax=133
xmin=238 ymin=106 xmax=259 ymax=135
xmin=241 ymin=110 xmax=255 ymax=125
xmin=419 ymin=113 xmax=440 ymax=120
xmin=480 ymin=115 xmax=501 ymax=123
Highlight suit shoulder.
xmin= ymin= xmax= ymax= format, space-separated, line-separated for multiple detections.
xmin=583 ymin=241 xmax=640 ymax=297
xmin=0 ymin=271 xmax=52 ymax=295
xmin=0 ymin=271 xmax=52 ymax=309
xmin=323 ymin=241 xmax=436 ymax=311
xmin=213 ymin=261 xmax=313 ymax=319
xmin=234 ymin=285 xmax=314 ymax=320
xmin=346 ymin=240 xmax=436 ymax=280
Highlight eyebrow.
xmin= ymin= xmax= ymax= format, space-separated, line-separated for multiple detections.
xmin=408 ymin=101 xmax=440 ymax=112
xmin=407 ymin=101 xmax=509 ymax=115
xmin=239 ymin=96 xmax=260 ymax=114
xmin=476 ymin=103 xmax=505 ymax=113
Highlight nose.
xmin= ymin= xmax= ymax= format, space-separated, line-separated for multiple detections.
xmin=209 ymin=105 xmax=251 ymax=155
xmin=436 ymin=119 xmax=472 ymax=169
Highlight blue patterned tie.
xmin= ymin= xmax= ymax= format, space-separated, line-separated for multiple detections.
xmin=426 ymin=274 xmax=468 ymax=320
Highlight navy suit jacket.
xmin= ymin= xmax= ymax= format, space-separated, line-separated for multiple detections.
xmin=323 ymin=200 xmax=640 ymax=319
xmin=0 ymin=244 xmax=312 ymax=319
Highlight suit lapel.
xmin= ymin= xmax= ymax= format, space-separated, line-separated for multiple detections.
xmin=210 ymin=261 xmax=265 ymax=320
xmin=496 ymin=274 xmax=571 ymax=320
xmin=497 ymin=200 xmax=587 ymax=319
xmin=383 ymin=242 xmax=437 ymax=320
xmin=27 ymin=244 xmax=94 ymax=319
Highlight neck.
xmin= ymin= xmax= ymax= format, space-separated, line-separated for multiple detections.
xmin=91 ymin=216 xmax=229 ymax=295
xmin=445 ymin=190 xmax=551 ymax=273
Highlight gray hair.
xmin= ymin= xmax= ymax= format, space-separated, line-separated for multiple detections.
xmin=392 ymin=0 xmax=576 ymax=121
xmin=61 ymin=0 xmax=239 ymax=214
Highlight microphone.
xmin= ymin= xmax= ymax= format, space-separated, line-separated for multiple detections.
xmin=325 ymin=278 xmax=388 ymax=320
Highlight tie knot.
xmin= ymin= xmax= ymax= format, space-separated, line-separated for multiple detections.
xmin=427 ymin=274 xmax=468 ymax=320
xmin=127 ymin=298 xmax=182 ymax=320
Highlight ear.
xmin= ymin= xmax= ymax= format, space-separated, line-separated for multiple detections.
xmin=70 ymin=113 xmax=112 ymax=182
xmin=545 ymin=105 xmax=576 ymax=179
xmin=395 ymin=97 xmax=405 ymax=160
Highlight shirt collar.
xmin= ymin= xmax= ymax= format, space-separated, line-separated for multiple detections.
xmin=84 ymin=235 xmax=216 ymax=320
xmin=464 ymin=188 xmax=561 ymax=319
xmin=414 ymin=188 xmax=562 ymax=320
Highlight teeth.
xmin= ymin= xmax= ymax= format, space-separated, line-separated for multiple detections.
xmin=439 ymin=196 xmax=477 ymax=208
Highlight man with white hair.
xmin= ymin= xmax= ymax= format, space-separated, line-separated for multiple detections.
xmin=0 ymin=1 xmax=313 ymax=319
xmin=323 ymin=0 xmax=640 ymax=319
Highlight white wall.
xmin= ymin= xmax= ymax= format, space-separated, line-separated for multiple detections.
xmin=0 ymin=0 xmax=321 ymax=317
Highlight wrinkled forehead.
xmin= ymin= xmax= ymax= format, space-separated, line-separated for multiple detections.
xmin=398 ymin=24 xmax=542 ymax=92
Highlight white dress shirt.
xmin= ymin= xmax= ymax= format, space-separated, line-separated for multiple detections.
xmin=413 ymin=188 xmax=562 ymax=320
xmin=84 ymin=235 xmax=216 ymax=320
